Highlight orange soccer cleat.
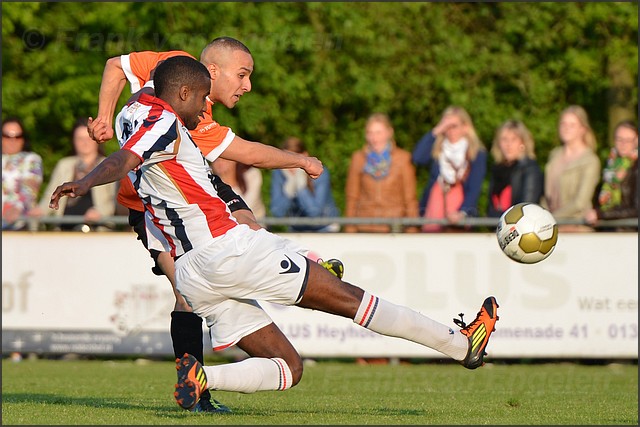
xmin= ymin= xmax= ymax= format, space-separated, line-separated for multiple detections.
xmin=456 ymin=296 xmax=500 ymax=370
xmin=174 ymin=353 xmax=208 ymax=410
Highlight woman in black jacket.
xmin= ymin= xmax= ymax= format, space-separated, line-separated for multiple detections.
xmin=487 ymin=120 xmax=544 ymax=217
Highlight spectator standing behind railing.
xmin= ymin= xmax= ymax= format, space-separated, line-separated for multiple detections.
xmin=29 ymin=117 xmax=116 ymax=231
xmin=212 ymin=157 xmax=266 ymax=221
xmin=487 ymin=120 xmax=543 ymax=217
xmin=270 ymin=136 xmax=340 ymax=232
xmin=584 ymin=120 xmax=638 ymax=231
xmin=412 ymin=106 xmax=487 ymax=232
xmin=345 ymin=113 xmax=419 ymax=233
xmin=541 ymin=105 xmax=601 ymax=232
xmin=2 ymin=117 xmax=43 ymax=231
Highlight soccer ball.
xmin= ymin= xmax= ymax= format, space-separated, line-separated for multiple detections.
xmin=496 ymin=202 xmax=558 ymax=264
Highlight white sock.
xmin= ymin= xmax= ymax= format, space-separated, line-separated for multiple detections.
xmin=353 ymin=291 xmax=469 ymax=361
xmin=203 ymin=357 xmax=293 ymax=393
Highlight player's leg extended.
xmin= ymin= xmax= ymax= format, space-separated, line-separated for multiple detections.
xmin=175 ymin=316 xmax=302 ymax=410
xmin=297 ymin=261 xmax=499 ymax=369
xmin=208 ymin=323 xmax=301 ymax=391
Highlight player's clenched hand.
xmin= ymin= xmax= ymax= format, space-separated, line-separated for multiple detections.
xmin=88 ymin=117 xmax=114 ymax=144
xmin=303 ymin=156 xmax=324 ymax=179
xmin=49 ymin=181 xmax=90 ymax=210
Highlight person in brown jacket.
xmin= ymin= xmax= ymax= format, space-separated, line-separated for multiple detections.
xmin=344 ymin=113 xmax=419 ymax=233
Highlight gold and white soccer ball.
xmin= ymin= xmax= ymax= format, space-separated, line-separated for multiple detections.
xmin=496 ymin=202 xmax=558 ymax=264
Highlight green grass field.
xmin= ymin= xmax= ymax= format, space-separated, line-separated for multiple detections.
xmin=2 ymin=357 xmax=637 ymax=425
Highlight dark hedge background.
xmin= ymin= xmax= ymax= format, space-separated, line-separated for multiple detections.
xmin=2 ymin=2 xmax=637 ymax=214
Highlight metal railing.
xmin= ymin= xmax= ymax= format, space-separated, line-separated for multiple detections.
xmin=10 ymin=215 xmax=639 ymax=233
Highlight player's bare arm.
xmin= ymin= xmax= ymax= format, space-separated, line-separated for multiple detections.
xmin=49 ymin=150 xmax=140 ymax=209
xmin=222 ymin=136 xmax=324 ymax=179
xmin=88 ymin=56 xmax=128 ymax=143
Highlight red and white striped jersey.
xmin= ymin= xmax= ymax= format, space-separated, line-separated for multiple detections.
xmin=116 ymin=93 xmax=238 ymax=257
xmin=117 ymin=50 xmax=236 ymax=211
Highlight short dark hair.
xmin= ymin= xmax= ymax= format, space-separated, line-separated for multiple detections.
xmin=201 ymin=36 xmax=252 ymax=60
xmin=614 ymin=119 xmax=638 ymax=136
xmin=154 ymin=56 xmax=210 ymax=99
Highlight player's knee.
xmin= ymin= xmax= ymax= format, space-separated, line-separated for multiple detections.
xmin=287 ymin=354 xmax=304 ymax=386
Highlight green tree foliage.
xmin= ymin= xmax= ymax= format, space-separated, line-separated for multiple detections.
xmin=2 ymin=2 xmax=637 ymax=213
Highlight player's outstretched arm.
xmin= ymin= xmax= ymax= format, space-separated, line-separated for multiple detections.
xmin=222 ymin=136 xmax=323 ymax=179
xmin=88 ymin=56 xmax=128 ymax=143
xmin=49 ymin=150 xmax=140 ymax=210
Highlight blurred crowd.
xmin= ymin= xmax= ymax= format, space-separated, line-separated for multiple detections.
xmin=2 ymin=105 xmax=637 ymax=233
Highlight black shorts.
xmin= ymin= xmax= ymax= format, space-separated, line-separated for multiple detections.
xmin=128 ymin=208 xmax=164 ymax=276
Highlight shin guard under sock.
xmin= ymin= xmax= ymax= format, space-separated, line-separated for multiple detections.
xmin=353 ymin=291 xmax=469 ymax=360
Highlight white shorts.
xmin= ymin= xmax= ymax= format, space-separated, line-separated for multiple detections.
xmin=174 ymin=224 xmax=309 ymax=350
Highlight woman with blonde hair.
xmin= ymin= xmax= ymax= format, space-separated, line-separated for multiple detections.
xmin=412 ymin=106 xmax=487 ymax=232
xmin=487 ymin=120 xmax=543 ymax=217
xmin=542 ymin=105 xmax=601 ymax=232
xmin=345 ymin=113 xmax=419 ymax=233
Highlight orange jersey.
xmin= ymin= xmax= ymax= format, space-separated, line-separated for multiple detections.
xmin=117 ymin=51 xmax=236 ymax=211
xmin=121 ymin=50 xmax=194 ymax=92
xmin=117 ymin=176 xmax=142 ymax=211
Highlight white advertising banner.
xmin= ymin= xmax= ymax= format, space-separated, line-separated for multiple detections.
xmin=2 ymin=231 xmax=637 ymax=359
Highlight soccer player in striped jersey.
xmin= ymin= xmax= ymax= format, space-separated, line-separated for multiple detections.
xmin=51 ymin=55 xmax=499 ymax=413
xmin=87 ymin=37 xmax=342 ymax=413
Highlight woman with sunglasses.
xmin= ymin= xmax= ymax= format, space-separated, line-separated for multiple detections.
xmin=2 ymin=117 xmax=43 ymax=230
